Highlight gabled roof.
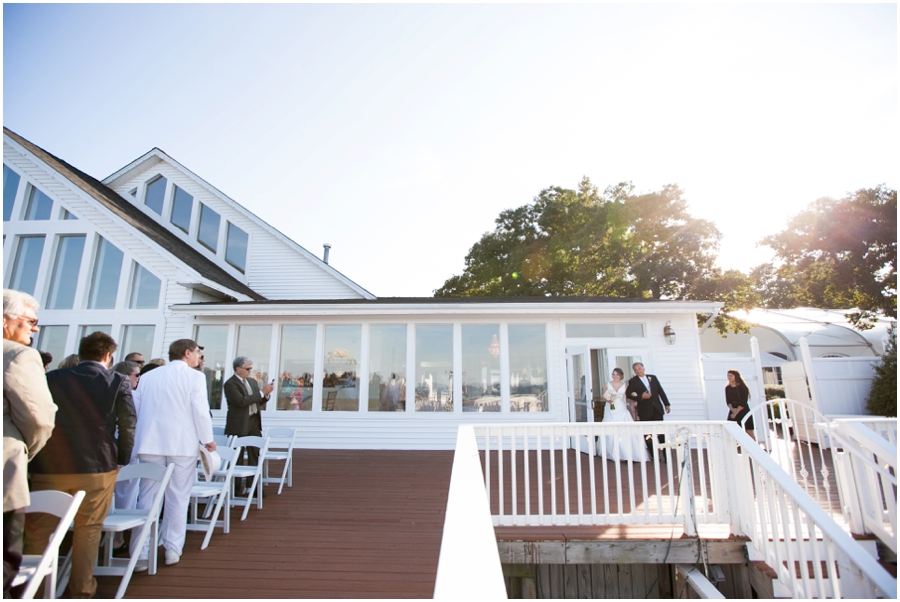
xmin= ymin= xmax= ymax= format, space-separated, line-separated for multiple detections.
xmin=102 ymin=148 xmax=375 ymax=300
xmin=4 ymin=127 xmax=265 ymax=301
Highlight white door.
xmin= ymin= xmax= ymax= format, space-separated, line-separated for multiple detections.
xmin=566 ymin=345 xmax=594 ymax=454
xmin=603 ymin=349 xmax=647 ymax=415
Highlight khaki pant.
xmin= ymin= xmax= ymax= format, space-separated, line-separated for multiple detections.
xmin=25 ymin=471 xmax=117 ymax=599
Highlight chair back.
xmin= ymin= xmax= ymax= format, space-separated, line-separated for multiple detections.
xmin=264 ymin=427 xmax=296 ymax=449
xmin=213 ymin=433 xmax=231 ymax=447
xmin=116 ymin=462 xmax=170 ymax=484
xmin=212 ymin=426 xmax=226 ymax=436
xmin=232 ymin=436 xmax=270 ymax=464
xmin=20 ymin=490 xmax=85 ymax=599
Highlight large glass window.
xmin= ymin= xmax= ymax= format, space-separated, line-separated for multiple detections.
xmin=37 ymin=326 xmax=68 ymax=369
xmin=7 ymin=236 xmax=45 ymax=295
xmin=566 ymin=323 xmax=644 ymax=338
xmin=322 ymin=325 xmax=360 ymax=411
xmin=415 ymin=325 xmax=453 ymax=412
xmin=79 ymin=325 xmax=112 ymax=339
xmin=87 ymin=237 xmax=124 ymax=309
xmin=23 ymin=186 xmax=52 ymax=220
xmin=195 ymin=325 xmax=229 ymax=410
xmin=197 ymin=204 xmax=220 ymax=252
xmin=144 ymin=176 xmax=166 ymax=215
xmin=4 ymin=165 xmax=20 ymax=221
xmin=225 ymin=222 xmax=249 ymax=272
xmin=170 ymin=185 xmax=193 ymax=233
xmin=129 ymin=263 xmax=161 ymax=309
xmin=236 ymin=325 xmax=272 ymax=394
xmin=121 ymin=326 xmax=155 ymax=366
xmin=277 ymin=326 xmax=316 ymax=411
xmin=462 ymin=324 xmax=501 ymax=412
xmin=46 ymin=235 xmax=85 ymax=310
xmin=368 ymin=325 xmax=407 ymax=412
xmin=61 ymin=208 xmax=78 ymax=220
xmin=508 ymin=324 xmax=549 ymax=412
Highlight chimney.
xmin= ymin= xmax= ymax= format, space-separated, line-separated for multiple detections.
xmin=323 ymin=243 xmax=332 ymax=264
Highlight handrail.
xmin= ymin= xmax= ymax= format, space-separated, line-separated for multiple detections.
xmin=433 ymin=425 xmax=507 ymax=599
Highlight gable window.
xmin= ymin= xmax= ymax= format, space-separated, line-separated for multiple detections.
xmin=23 ymin=186 xmax=53 ymax=220
xmin=197 ymin=203 xmax=220 ymax=252
xmin=3 ymin=165 xmax=20 ymax=222
xmin=7 ymin=236 xmax=45 ymax=295
xmin=46 ymin=235 xmax=86 ymax=310
xmin=225 ymin=222 xmax=248 ymax=272
xmin=87 ymin=236 xmax=124 ymax=309
xmin=129 ymin=263 xmax=162 ymax=309
xmin=37 ymin=326 xmax=68 ymax=368
xmin=128 ymin=188 xmax=137 ymax=198
xmin=170 ymin=185 xmax=193 ymax=233
xmin=122 ymin=325 xmax=155 ymax=364
xmin=61 ymin=208 xmax=78 ymax=220
xmin=144 ymin=176 xmax=167 ymax=215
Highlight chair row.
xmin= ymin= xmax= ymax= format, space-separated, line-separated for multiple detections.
xmin=211 ymin=426 xmax=297 ymax=495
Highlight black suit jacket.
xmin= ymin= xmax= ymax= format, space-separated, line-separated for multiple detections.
xmin=625 ymin=374 xmax=670 ymax=421
xmin=32 ymin=361 xmax=136 ymax=474
xmin=224 ymin=375 xmax=267 ymax=437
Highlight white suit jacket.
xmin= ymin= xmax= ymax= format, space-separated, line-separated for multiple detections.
xmin=132 ymin=360 xmax=213 ymax=457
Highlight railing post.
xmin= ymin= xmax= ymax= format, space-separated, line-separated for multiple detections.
xmin=830 ymin=422 xmax=866 ymax=534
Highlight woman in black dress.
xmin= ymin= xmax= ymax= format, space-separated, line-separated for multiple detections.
xmin=725 ymin=369 xmax=754 ymax=439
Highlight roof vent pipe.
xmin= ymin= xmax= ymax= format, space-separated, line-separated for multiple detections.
xmin=323 ymin=243 xmax=331 ymax=264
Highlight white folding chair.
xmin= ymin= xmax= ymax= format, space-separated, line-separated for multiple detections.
xmin=212 ymin=433 xmax=231 ymax=447
xmin=262 ymin=427 xmax=297 ymax=494
xmin=92 ymin=463 xmax=174 ymax=598
xmin=188 ymin=445 xmax=240 ymax=550
xmin=212 ymin=426 xmax=226 ymax=436
xmin=229 ymin=435 xmax=269 ymax=520
xmin=12 ymin=490 xmax=85 ymax=599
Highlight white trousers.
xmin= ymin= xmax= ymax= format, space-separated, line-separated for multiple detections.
xmin=136 ymin=454 xmax=197 ymax=557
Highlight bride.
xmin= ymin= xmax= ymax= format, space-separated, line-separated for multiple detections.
xmin=601 ymin=368 xmax=648 ymax=462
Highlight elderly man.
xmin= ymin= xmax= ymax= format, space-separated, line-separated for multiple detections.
xmin=132 ymin=339 xmax=215 ymax=567
xmin=3 ymin=290 xmax=56 ymax=597
xmin=123 ymin=352 xmax=145 ymax=369
xmin=224 ymin=356 xmax=273 ymax=494
xmin=27 ymin=332 xmax=135 ymax=598
xmin=625 ymin=362 xmax=671 ymax=462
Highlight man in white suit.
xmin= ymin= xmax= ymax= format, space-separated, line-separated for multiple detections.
xmin=132 ymin=339 xmax=216 ymax=567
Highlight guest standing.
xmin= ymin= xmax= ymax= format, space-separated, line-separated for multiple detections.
xmin=725 ymin=369 xmax=754 ymax=439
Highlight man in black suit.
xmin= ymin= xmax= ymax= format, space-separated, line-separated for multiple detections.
xmin=224 ymin=356 xmax=273 ymax=494
xmin=625 ymin=362 xmax=670 ymax=460
xmin=26 ymin=332 xmax=136 ymax=598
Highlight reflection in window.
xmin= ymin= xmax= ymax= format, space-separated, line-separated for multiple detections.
xmin=144 ymin=176 xmax=166 ymax=215
xmin=121 ymin=326 xmax=155 ymax=366
xmin=277 ymin=326 xmax=316 ymax=411
xmin=37 ymin=326 xmax=68 ymax=368
xmin=4 ymin=165 xmax=20 ymax=221
xmin=129 ymin=263 xmax=161 ymax=309
xmin=225 ymin=222 xmax=248 ymax=272
xmin=46 ymin=235 xmax=85 ymax=310
xmin=236 ymin=325 xmax=272 ymax=398
xmin=61 ymin=208 xmax=78 ymax=220
xmin=195 ymin=325 xmax=228 ymax=409
xmin=80 ymin=325 xmax=112 ymax=339
xmin=462 ymin=324 xmax=501 ymax=412
xmin=87 ymin=237 xmax=124 ymax=309
xmin=369 ymin=325 xmax=406 ymax=412
xmin=24 ymin=186 xmax=53 ymax=220
xmin=415 ymin=325 xmax=453 ymax=412
xmin=322 ymin=325 xmax=360 ymax=411
xmin=8 ymin=236 xmax=45 ymax=295
xmin=197 ymin=204 xmax=220 ymax=252
xmin=566 ymin=323 xmax=644 ymax=338
xmin=170 ymin=185 xmax=193 ymax=233
xmin=508 ymin=324 xmax=549 ymax=412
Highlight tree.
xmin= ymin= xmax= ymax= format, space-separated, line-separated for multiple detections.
xmin=866 ymin=324 xmax=896 ymax=417
xmin=757 ymin=185 xmax=897 ymax=328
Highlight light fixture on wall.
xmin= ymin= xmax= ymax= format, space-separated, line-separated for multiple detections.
xmin=664 ymin=321 xmax=676 ymax=345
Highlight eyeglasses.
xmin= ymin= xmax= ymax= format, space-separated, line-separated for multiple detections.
xmin=133 ymin=360 xmax=146 ymax=366
xmin=6 ymin=314 xmax=38 ymax=328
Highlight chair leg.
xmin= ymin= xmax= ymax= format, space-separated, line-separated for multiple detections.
xmin=55 ymin=551 xmax=72 ymax=599
xmin=201 ymin=493 xmax=225 ymax=551
xmin=278 ymin=457 xmax=291 ymax=494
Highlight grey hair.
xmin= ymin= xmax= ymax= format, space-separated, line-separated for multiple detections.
xmin=632 ymin=362 xmax=644 ymax=369
xmin=3 ymin=289 xmax=39 ymax=317
xmin=233 ymin=356 xmax=251 ymax=370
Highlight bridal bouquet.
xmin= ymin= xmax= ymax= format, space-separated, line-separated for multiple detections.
xmin=603 ymin=387 xmax=615 ymax=410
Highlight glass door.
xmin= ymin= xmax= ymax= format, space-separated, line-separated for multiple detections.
xmin=566 ymin=345 xmax=594 ymax=454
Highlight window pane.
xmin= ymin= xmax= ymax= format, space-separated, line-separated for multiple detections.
xmin=277 ymin=325 xmax=316 ymax=411
xmin=4 ymin=165 xmax=20 ymax=221
xmin=369 ymin=325 xmax=407 ymax=412
xmin=24 ymin=186 xmax=52 ymax=220
xmin=225 ymin=222 xmax=248 ymax=272
xmin=508 ymin=324 xmax=548 ymax=412
xmin=195 ymin=325 xmax=229 ymax=410
xmin=322 ymin=325 xmax=360 ymax=412
xmin=236 ymin=325 xmax=272 ymax=392
xmin=61 ymin=209 xmax=78 ymax=220
xmin=144 ymin=176 xmax=166 ymax=215
xmin=8 ymin=236 xmax=45 ymax=295
xmin=121 ymin=326 xmax=155 ymax=367
xmin=80 ymin=325 xmax=111 ymax=339
xmin=197 ymin=204 xmax=220 ymax=252
xmin=37 ymin=326 xmax=68 ymax=369
xmin=46 ymin=235 xmax=85 ymax=310
xmin=415 ymin=325 xmax=453 ymax=412
xmin=566 ymin=323 xmax=644 ymax=338
xmin=170 ymin=185 xmax=193 ymax=233
xmin=87 ymin=237 xmax=124 ymax=309
xmin=129 ymin=263 xmax=161 ymax=309
xmin=462 ymin=324 xmax=501 ymax=412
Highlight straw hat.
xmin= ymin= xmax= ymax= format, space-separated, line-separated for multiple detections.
xmin=198 ymin=445 xmax=222 ymax=482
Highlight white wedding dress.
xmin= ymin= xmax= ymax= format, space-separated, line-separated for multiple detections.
xmin=601 ymin=382 xmax=648 ymax=462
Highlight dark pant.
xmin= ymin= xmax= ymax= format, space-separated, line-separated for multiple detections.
xmin=237 ymin=445 xmax=260 ymax=492
xmin=3 ymin=508 xmax=25 ymax=598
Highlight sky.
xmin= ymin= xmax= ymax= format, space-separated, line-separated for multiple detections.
xmin=3 ymin=3 xmax=897 ymax=298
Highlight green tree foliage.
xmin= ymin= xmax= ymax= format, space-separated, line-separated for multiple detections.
xmin=757 ymin=186 xmax=897 ymax=328
xmin=866 ymin=324 xmax=897 ymax=417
